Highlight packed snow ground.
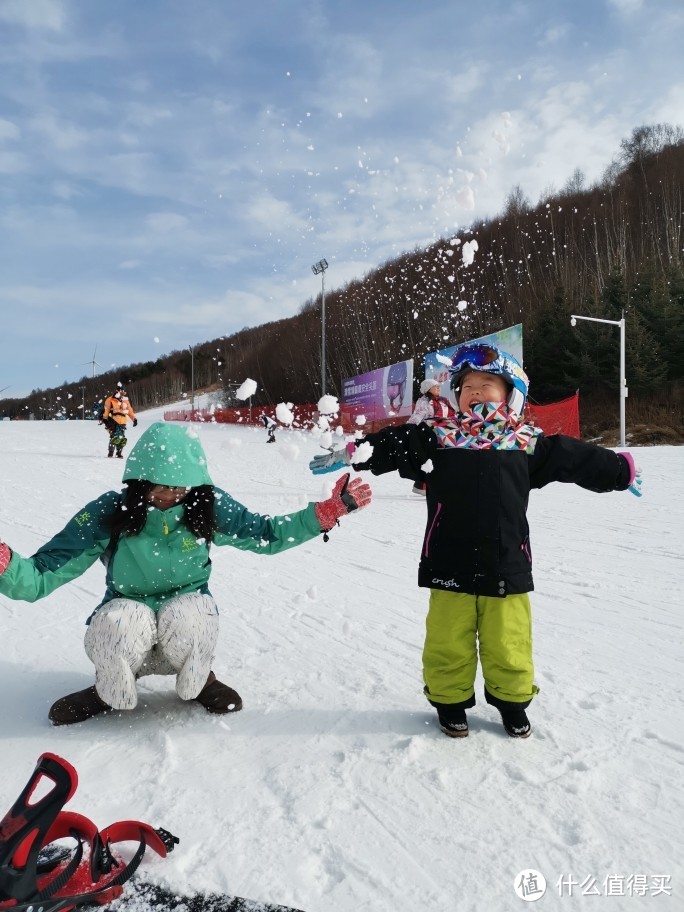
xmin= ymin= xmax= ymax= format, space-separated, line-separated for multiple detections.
xmin=1 ymin=405 xmax=683 ymax=911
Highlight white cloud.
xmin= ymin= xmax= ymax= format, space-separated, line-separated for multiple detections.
xmin=145 ymin=212 xmax=190 ymax=233
xmin=607 ymin=0 xmax=644 ymax=11
xmin=0 ymin=117 xmax=19 ymax=140
xmin=0 ymin=0 xmax=66 ymax=31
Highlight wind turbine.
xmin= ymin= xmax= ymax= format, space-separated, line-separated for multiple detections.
xmin=81 ymin=346 xmax=101 ymax=378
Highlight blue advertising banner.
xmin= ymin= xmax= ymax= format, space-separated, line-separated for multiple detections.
xmin=422 ymin=324 xmax=523 ymax=404
xmin=341 ymin=358 xmax=414 ymax=419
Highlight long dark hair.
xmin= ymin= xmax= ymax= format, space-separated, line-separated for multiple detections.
xmin=108 ymin=481 xmax=218 ymax=544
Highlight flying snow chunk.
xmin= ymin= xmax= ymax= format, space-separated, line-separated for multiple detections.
xmin=421 ymin=459 xmax=434 ymax=474
xmin=462 ymin=240 xmax=479 ymax=267
xmin=154 ymin=337 xmax=160 ymax=343
xmin=355 ymin=414 xmax=367 ymax=426
xmin=456 ymin=187 xmax=475 ymax=210
xmin=275 ymin=402 xmax=294 ymax=425
xmin=436 ymin=353 xmax=452 ymax=367
xmin=236 ymin=378 xmax=258 ymax=400
xmin=457 ymin=301 xmax=468 ymax=311
xmin=279 ymin=443 xmax=300 ymax=462
xmin=351 ymin=441 xmax=373 ymax=464
xmin=318 ymin=395 xmax=339 ymax=416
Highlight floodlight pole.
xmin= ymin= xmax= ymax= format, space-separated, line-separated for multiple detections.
xmin=570 ymin=312 xmax=626 ymax=447
xmin=311 ymin=259 xmax=329 ymax=396
xmin=188 ymin=345 xmax=195 ymax=414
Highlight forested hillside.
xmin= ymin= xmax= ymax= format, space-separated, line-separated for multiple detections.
xmin=5 ymin=124 xmax=683 ymax=442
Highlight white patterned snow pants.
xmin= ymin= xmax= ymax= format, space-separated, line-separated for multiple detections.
xmin=84 ymin=593 xmax=219 ymax=710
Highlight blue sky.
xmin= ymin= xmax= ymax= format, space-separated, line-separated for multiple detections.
xmin=1 ymin=0 xmax=682 ymax=398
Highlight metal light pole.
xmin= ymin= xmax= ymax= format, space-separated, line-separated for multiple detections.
xmin=311 ymin=259 xmax=329 ymax=395
xmin=570 ymin=312 xmax=627 ymax=447
xmin=188 ymin=345 xmax=195 ymax=414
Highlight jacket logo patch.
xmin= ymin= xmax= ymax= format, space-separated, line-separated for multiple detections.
xmin=181 ymin=537 xmax=199 ymax=552
xmin=431 ymin=577 xmax=461 ymax=589
xmin=74 ymin=511 xmax=91 ymax=526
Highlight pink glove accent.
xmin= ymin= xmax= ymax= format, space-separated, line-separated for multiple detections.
xmin=0 ymin=542 xmax=11 ymax=575
xmin=618 ymin=451 xmax=636 ymax=485
xmin=314 ymin=473 xmax=373 ymax=532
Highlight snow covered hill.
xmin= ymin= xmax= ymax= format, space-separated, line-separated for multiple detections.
xmin=1 ymin=409 xmax=682 ymax=911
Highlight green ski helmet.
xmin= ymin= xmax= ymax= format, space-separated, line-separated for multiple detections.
xmin=123 ymin=422 xmax=213 ymax=487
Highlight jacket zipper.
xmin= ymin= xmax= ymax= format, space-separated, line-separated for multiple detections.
xmin=424 ymin=502 xmax=442 ymax=558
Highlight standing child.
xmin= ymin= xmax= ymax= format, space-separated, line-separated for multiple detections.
xmin=310 ymin=343 xmax=642 ymax=739
xmin=0 ymin=422 xmax=371 ymax=725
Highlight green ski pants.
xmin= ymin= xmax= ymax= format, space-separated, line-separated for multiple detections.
xmin=423 ymin=589 xmax=537 ymax=705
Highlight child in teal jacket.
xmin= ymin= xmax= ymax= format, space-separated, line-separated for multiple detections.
xmin=0 ymin=422 xmax=371 ymax=725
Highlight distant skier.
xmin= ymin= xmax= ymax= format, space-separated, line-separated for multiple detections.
xmin=407 ymin=379 xmax=456 ymax=425
xmin=260 ymin=413 xmax=277 ymax=443
xmin=101 ymin=382 xmax=137 ymax=458
xmin=0 ymin=422 xmax=372 ymax=726
xmin=310 ymin=343 xmax=642 ymax=740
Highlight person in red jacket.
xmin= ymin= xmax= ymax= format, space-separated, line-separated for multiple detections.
xmin=407 ymin=380 xmax=457 ymax=494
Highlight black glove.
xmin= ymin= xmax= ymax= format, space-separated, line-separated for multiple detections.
xmin=133 ymin=419 xmax=138 ymax=427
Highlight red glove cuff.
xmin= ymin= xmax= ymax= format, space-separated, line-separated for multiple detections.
xmin=0 ymin=543 xmax=11 ymax=575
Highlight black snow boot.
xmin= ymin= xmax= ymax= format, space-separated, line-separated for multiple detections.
xmin=485 ymin=688 xmax=532 ymax=738
xmin=437 ymin=707 xmax=469 ymax=738
xmin=49 ymin=685 xmax=111 ymax=726
xmin=107 ymin=446 xmax=114 ymax=457
xmin=195 ymin=671 xmax=243 ymax=714
xmin=500 ymin=707 xmax=531 ymax=738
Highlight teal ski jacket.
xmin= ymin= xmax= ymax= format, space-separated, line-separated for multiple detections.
xmin=0 ymin=489 xmax=322 ymax=616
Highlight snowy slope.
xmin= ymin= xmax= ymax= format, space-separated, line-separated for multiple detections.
xmin=1 ymin=408 xmax=682 ymax=911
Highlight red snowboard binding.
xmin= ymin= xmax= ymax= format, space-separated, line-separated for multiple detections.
xmin=0 ymin=753 xmax=178 ymax=912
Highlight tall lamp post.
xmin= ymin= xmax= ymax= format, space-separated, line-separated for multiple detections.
xmin=570 ymin=311 xmax=627 ymax=447
xmin=311 ymin=259 xmax=329 ymax=396
xmin=188 ymin=345 xmax=195 ymax=415
xmin=0 ymin=385 xmax=9 ymax=419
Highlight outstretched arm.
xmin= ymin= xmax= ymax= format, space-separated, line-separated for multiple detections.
xmin=309 ymin=424 xmax=436 ymax=484
xmin=212 ymin=479 xmax=372 ymax=553
xmin=0 ymin=492 xmax=118 ymax=602
xmin=528 ymin=435 xmax=639 ymax=494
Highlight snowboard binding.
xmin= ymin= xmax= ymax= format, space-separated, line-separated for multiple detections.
xmin=0 ymin=753 xmax=178 ymax=912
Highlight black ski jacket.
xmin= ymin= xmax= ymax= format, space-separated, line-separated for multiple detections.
xmin=354 ymin=424 xmax=631 ymax=598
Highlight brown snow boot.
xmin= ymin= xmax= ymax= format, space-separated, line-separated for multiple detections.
xmin=49 ymin=685 xmax=112 ymax=726
xmin=195 ymin=671 xmax=242 ymax=714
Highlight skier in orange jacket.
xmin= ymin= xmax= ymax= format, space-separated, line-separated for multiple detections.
xmin=101 ymin=382 xmax=137 ymax=458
